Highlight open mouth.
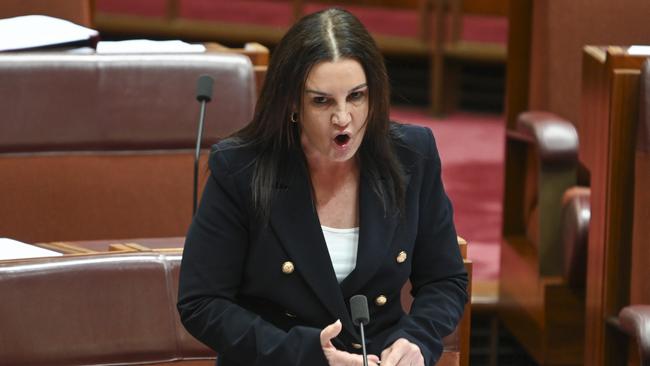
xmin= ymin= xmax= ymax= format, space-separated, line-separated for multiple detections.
xmin=334 ymin=134 xmax=351 ymax=146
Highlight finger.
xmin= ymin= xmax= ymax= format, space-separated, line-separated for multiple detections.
xmin=380 ymin=340 xmax=410 ymax=366
xmin=403 ymin=342 xmax=424 ymax=366
xmin=382 ymin=350 xmax=407 ymax=366
xmin=384 ymin=355 xmax=406 ymax=366
xmin=367 ymin=354 xmax=380 ymax=364
xmin=320 ymin=319 xmax=342 ymax=346
xmin=380 ymin=346 xmax=394 ymax=366
xmin=329 ymin=348 xmax=369 ymax=366
xmin=388 ymin=340 xmax=422 ymax=366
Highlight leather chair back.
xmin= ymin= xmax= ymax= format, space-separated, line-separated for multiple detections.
xmin=0 ymin=53 xmax=255 ymax=153
xmin=0 ymin=52 xmax=256 ymax=243
xmin=0 ymin=252 xmax=215 ymax=365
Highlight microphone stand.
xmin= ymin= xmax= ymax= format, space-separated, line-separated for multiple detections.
xmin=359 ymin=321 xmax=369 ymax=366
xmin=193 ymin=99 xmax=207 ymax=216
xmin=193 ymin=75 xmax=214 ymax=216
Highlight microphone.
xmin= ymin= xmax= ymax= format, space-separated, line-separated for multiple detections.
xmin=350 ymin=295 xmax=370 ymax=366
xmin=193 ymin=74 xmax=214 ymax=216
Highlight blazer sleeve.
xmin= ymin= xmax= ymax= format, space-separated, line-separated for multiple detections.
xmin=381 ymin=128 xmax=469 ymax=365
xmin=177 ymin=149 xmax=329 ymax=366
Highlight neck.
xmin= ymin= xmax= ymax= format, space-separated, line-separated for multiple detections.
xmin=304 ymin=154 xmax=361 ymax=229
xmin=306 ymin=155 xmax=358 ymax=181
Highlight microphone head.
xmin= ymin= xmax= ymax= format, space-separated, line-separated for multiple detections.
xmin=350 ymin=295 xmax=370 ymax=326
xmin=196 ymin=74 xmax=214 ymax=102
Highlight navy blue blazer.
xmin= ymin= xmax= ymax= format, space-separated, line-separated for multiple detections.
xmin=177 ymin=123 xmax=468 ymax=366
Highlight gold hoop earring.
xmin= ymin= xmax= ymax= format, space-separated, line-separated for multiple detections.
xmin=290 ymin=112 xmax=298 ymax=123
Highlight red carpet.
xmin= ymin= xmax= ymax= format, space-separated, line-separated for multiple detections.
xmin=391 ymin=106 xmax=504 ymax=282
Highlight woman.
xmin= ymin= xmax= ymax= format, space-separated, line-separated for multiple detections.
xmin=177 ymin=8 xmax=467 ymax=366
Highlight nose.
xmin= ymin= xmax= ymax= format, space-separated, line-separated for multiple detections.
xmin=331 ymin=108 xmax=351 ymax=127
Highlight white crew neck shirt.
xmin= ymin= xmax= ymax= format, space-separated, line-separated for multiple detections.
xmin=321 ymin=225 xmax=359 ymax=283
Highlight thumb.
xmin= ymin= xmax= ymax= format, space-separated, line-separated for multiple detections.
xmin=320 ymin=319 xmax=342 ymax=346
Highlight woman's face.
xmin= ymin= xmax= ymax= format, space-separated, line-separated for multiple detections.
xmin=299 ymin=58 xmax=369 ymax=165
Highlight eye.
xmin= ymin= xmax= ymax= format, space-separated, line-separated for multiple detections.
xmin=313 ymin=96 xmax=329 ymax=105
xmin=348 ymin=90 xmax=365 ymax=101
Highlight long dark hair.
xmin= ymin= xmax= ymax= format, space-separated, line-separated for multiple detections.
xmin=233 ymin=8 xmax=405 ymax=222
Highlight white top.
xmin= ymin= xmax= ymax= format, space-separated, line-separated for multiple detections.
xmin=321 ymin=226 xmax=359 ymax=283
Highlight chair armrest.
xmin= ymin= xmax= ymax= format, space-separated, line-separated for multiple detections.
xmin=560 ymin=186 xmax=590 ymax=289
xmin=516 ymin=111 xmax=578 ymax=165
xmin=619 ymin=305 xmax=650 ymax=362
xmin=511 ymin=111 xmax=579 ymax=276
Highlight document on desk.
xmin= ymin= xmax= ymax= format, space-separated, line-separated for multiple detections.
xmin=628 ymin=45 xmax=650 ymax=56
xmin=0 ymin=238 xmax=63 ymax=260
xmin=0 ymin=15 xmax=98 ymax=52
xmin=96 ymin=40 xmax=207 ymax=54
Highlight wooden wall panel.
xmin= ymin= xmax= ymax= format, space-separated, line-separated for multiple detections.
xmin=0 ymin=0 xmax=92 ymax=26
xmin=504 ymin=0 xmax=532 ymax=129
xmin=309 ymin=0 xmax=508 ymax=15
xmin=462 ymin=0 xmax=508 ymax=16
xmin=526 ymin=0 xmax=650 ymax=126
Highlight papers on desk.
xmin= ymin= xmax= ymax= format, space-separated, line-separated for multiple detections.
xmin=0 ymin=238 xmax=63 ymax=261
xmin=96 ymin=40 xmax=207 ymax=54
xmin=628 ymin=45 xmax=650 ymax=56
xmin=0 ymin=15 xmax=98 ymax=52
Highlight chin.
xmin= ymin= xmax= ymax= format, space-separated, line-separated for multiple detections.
xmin=329 ymin=149 xmax=358 ymax=163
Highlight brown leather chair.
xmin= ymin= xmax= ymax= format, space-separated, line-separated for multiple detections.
xmin=34 ymin=236 xmax=472 ymax=366
xmin=0 ymin=51 xmax=257 ymax=243
xmin=1 ymin=241 xmax=469 ymax=366
xmin=618 ymin=305 xmax=650 ymax=366
xmin=560 ymin=186 xmax=590 ymax=291
xmin=501 ymin=49 xmax=648 ymax=366
xmin=499 ymin=111 xmax=586 ymax=365
xmin=509 ymin=53 xmax=650 ymax=366
xmin=0 ymin=251 xmax=215 ymax=365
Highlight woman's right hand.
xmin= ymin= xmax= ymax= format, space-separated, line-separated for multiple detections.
xmin=320 ymin=319 xmax=380 ymax=366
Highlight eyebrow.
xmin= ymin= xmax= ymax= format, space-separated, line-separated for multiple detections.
xmin=305 ymin=83 xmax=368 ymax=96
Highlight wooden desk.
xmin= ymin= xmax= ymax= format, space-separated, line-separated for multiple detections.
xmin=39 ymin=236 xmax=185 ymax=254
xmin=580 ymin=45 xmax=649 ymax=366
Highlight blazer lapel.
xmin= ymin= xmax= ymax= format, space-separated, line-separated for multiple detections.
xmin=340 ymin=168 xmax=413 ymax=298
xmin=269 ymin=155 xmax=356 ymax=333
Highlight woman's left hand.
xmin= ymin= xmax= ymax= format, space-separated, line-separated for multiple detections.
xmin=379 ymin=338 xmax=424 ymax=366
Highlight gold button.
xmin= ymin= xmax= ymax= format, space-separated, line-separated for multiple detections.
xmin=281 ymin=261 xmax=294 ymax=274
xmin=375 ymin=295 xmax=387 ymax=306
xmin=351 ymin=342 xmax=362 ymax=349
xmin=396 ymin=250 xmax=407 ymax=263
